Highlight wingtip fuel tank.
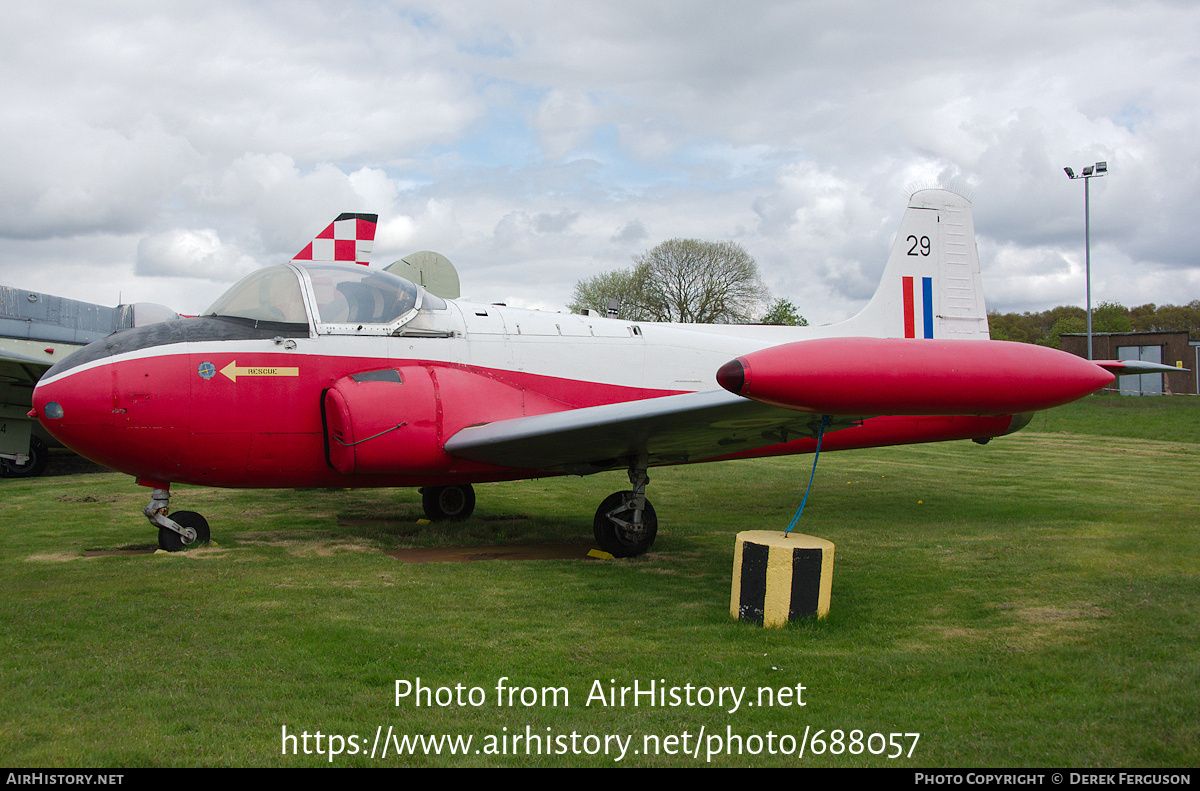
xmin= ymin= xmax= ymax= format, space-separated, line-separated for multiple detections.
xmin=717 ymin=338 xmax=1115 ymax=416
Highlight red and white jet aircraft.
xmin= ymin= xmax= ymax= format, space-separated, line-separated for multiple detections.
xmin=29 ymin=190 xmax=1163 ymax=556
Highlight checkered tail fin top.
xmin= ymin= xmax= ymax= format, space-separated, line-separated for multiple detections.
xmin=291 ymin=213 xmax=379 ymax=267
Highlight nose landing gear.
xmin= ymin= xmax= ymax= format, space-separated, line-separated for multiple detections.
xmin=144 ymin=488 xmax=211 ymax=551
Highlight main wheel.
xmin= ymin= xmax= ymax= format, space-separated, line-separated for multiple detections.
xmin=157 ymin=511 xmax=211 ymax=552
xmin=422 ymin=484 xmax=476 ymax=521
xmin=593 ymin=491 xmax=658 ymax=558
xmin=1 ymin=436 xmax=49 ymax=478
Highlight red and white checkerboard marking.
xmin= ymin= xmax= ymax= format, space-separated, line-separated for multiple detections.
xmin=292 ymin=213 xmax=378 ymax=266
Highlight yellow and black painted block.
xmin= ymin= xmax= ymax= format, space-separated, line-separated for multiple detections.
xmin=731 ymin=531 xmax=834 ymax=626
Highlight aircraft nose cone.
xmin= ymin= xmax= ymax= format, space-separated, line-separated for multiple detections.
xmin=32 ymin=337 xmax=195 ymax=480
xmin=32 ymin=362 xmax=116 ymax=464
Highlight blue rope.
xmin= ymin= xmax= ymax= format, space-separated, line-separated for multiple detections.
xmin=785 ymin=415 xmax=831 ymax=535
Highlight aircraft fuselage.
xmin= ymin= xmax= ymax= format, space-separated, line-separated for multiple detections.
xmin=31 ymin=298 xmax=1017 ymax=490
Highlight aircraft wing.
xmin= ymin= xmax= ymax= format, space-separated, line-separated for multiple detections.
xmin=444 ymin=337 xmax=1160 ymax=476
xmin=0 ymin=347 xmax=55 ymax=368
xmin=0 ymin=348 xmax=50 ymax=389
xmin=1094 ymin=359 xmax=1183 ymax=375
xmin=0 ymin=348 xmax=52 ymax=460
xmin=443 ymin=389 xmax=854 ymax=474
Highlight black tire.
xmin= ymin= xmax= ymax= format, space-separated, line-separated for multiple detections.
xmin=593 ymin=491 xmax=657 ymax=558
xmin=1 ymin=436 xmax=49 ymax=478
xmin=157 ymin=511 xmax=211 ymax=552
xmin=421 ymin=484 xmax=476 ymax=521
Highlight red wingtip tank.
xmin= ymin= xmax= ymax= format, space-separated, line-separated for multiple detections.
xmin=717 ymin=338 xmax=1115 ymax=416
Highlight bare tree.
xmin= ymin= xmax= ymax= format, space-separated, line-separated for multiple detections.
xmin=570 ymin=239 xmax=769 ymax=323
xmin=567 ymin=262 xmax=655 ymax=321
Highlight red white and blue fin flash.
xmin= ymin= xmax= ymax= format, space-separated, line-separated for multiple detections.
xmin=902 ymin=276 xmax=934 ymax=339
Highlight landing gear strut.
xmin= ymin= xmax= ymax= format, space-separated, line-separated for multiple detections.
xmin=593 ymin=457 xmax=657 ymax=558
xmin=144 ymin=488 xmax=210 ymax=551
xmin=1 ymin=436 xmax=49 ymax=478
xmin=421 ymin=484 xmax=476 ymax=521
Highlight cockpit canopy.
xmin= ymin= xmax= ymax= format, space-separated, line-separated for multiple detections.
xmin=205 ymin=265 xmax=309 ymax=324
xmin=204 ymin=263 xmax=445 ymax=333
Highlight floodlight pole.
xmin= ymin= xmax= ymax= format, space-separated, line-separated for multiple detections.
xmin=1063 ymin=161 xmax=1107 ymax=360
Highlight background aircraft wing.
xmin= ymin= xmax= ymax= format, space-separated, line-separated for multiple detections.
xmin=0 ymin=349 xmax=52 ymax=464
xmin=0 ymin=348 xmax=53 ymax=367
xmin=0 ymin=343 xmax=51 ymax=395
xmin=443 ymin=389 xmax=855 ymax=474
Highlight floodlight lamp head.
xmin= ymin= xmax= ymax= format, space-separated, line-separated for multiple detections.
xmin=1096 ymin=161 xmax=1107 ymax=173
xmin=1064 ymin=167 xmax=1075 ymax=178
xmin=1082 ymin=165 xmax=1094 ymax=176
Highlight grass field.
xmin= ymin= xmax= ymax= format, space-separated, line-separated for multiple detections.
xmin=1 ymin=394 xmax=1197 ymax=767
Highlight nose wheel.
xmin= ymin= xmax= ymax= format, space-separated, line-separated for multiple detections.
xmin=156 ymin=511 xmax=211 ymax=552
xmin=143 ymin=488 xmax=211 ymax=552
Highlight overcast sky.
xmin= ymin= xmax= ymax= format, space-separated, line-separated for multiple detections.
xmin=2 ymin=1 xmax=1197 ymax=324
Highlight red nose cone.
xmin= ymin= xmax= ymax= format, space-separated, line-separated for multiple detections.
xmin=716 ymin=358 xmax=746 ymax=395
xmin=32 ymin=364 xmax=115 ymax=460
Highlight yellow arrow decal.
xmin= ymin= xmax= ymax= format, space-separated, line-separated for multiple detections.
xmin=220 ymin=361 xmax=300 ymax=382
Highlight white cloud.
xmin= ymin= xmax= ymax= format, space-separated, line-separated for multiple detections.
xmin=1 ymin=0 xmax=1198 ymax=323
xmin=135 ymin=228 xmax=257 ymax=282
xmin=0 ymin=118 xmax=200 ymax=239
xmin=535 ymin=89 xmax=603 ymax=160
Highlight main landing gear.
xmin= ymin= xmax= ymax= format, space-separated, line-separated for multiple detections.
xmin=421 ymin=484 xmax=476 ymax=521
xmin=592 ymin=458 xmax=657 ymax=558
xmin=0 ymin=436 xmax=49 ymax=478
xmin=144 ymin=488 xmax=210 ymax=552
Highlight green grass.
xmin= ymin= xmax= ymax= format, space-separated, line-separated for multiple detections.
xmin=1 ymin=396 xmax=1197 ymax=767
xmin=1030 ymin=391 xmax=1200 ymax=443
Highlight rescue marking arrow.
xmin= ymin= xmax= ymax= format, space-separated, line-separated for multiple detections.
xmin=220 ymin=361 xmax=299 ymax=382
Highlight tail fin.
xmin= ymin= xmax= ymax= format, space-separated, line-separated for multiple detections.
xmin=292 ymin=212 xmax=378 ymax=266
xmin=837 ymin=189 xmax=989 ymax=340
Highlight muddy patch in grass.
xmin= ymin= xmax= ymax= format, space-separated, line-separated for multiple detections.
xmin=384 ymin=543 xmax=595 ymax=563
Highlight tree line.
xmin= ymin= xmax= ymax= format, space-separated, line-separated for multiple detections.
xmin=988 ymin=301 xmax=1200 ymax=347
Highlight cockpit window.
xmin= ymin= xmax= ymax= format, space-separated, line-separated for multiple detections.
xmin=304 ymin=264 xmax=419 ymax=325
xmin=204 ymin=266 xmax=308 ymax=324
xmin=204 ymin=263 xmax=438 ymax=333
